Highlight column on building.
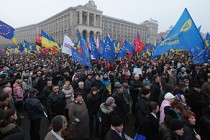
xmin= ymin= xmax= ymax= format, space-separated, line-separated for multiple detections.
xmin=94 ymin=14 xmax=96 ymax=27
xmin=79 ymin=11 xmax=82 ymax=24
xmin=87 ymin=12 xmax=89 ymax=25
xmin=99 ymin=15 xmax=102 ymax=28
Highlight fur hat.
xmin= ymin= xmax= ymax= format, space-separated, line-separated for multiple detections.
xmin=111 ymin=115 xmax=123 ymax=127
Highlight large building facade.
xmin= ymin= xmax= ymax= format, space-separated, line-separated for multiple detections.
xmin=0 ymin=0 xmax=158 ymax=47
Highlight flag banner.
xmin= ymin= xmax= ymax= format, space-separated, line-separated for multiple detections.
xmin=133 ymin=133 xmax=146 ymax=140
xmin=62 ymin=35 xmax=74 ymax=56
xmin=104 ymin=35 xmax=115 ymax=61
xmin=41 ymin=29 xmax=51 ymax=48
xmin=77 ymin=29 xmax=91 ymax=66
xmin=193 ymin=48 xmax=209 ymax=64
xmin=99 ymin=39 xmax=105 ymax=58
xmin=116 ymin=40 xmax=134 ymax=59
xmin=72 ymin=47 xmax=91 ymax=67
xmin=90 ymin=36 xmax=99 ymax=59
xmin=152 ymin=8 xmax=204 ymax=58
xmin=0 ymin=20 xmax=15 ymax=39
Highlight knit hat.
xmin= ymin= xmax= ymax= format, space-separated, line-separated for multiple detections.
xmin=141 ymin=88 xmax=151 ymax=95
xmin=105 ymin=97 xmax=115 ymax=106
xmin=114 ymin=82 xmax=123 ymax=88
xmin=164 ymin=92 xmax=175 ymax=100
xmin=169 ymin=119 xmax=184 ymax=131
xmin=143 ymin=79 xmax=151 ymax=86
xmin=111 ymin=115 xmax=123 ymax=127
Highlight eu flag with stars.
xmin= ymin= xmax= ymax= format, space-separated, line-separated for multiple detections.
xmin=152 ymin=8 xmax=204 ymax=58
xmin=90 ymin=36 xmax=99 ymax=60
xmin=0 ymin=20 xmax=15 ymax=39
xmin=104 ymin=35 xmax=115 ymax=61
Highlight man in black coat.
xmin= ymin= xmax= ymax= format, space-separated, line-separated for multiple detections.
xmin=105 ymin=115 xmax=127 ymax=140
xmin=47 ymin=85 xmax=66 ymax=120
xmin=40 ymin=79 xmax=53 ymax=107
xmin=150 ymin=75 xmax=161 ymax=102
xmin=25 ymin=88 xmax=45 ymax=140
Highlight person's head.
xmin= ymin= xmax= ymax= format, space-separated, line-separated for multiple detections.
xmin=63 ymin=81 xmax=70 ymax=89
xmin=143 ymin=79 xmax=151 ymax=89
xmin=90 ymin=86 xmax=98 ymax=95
xmin=148 ymin=101 xmax=159 ymax=113
xmin=0 ymin=93 xmax=10 ymax=105
xmin=141 ymin=88 xmax=151 ymax=99
xmin=182 ymin=110 xmax=196 ymax=126
xmin=37 ymin=71 xmax=41 ymax=76
xmin=74 ymin=91 xmax=83 ymax=103
xmin=179 ymin=82 xmax=187 ymax=92
xmin=87 ymin=74 xmax=92 ymax=79
xmin=115 ymin=82 xmax=123 ymax=93
xmin=170 ymin=101 xmax=184 ymax=114
xmin=47 ymin=79 xmax=53 ymax=87
xmin=53 ymin=85 xmax=59 ymax=93
xmin=111 ymin=115 xmax=124 ymax=133
xmin=5 ymin=109 xmax=17 ymax=122
xmin=95 ymin=74 xmax=100 ymax=80
xmin=169 ymin=119 xmax=184 ymax=136
xmin=175 ymin=94 xmax=186 ymax=103
xmin=122 ymin=80 xmax=128 ymax=87
xmin=23 ymin=76 xmax=29 ymax=82
xmin=78 ymin=81 xmax=84 ymax=89
xmin=164 ymin=92 xmax=175 ymax=103
xmin=29 ymin=88 xmax=38 ymax=97
xmin=105 ymin=97 xmax=116 ymax=108
xmin=134 ymin=74 xmax=140 ymax=81
xmin=74 ymin=75 xmax=79 ymax=81
xmin=208 ymin=74 xmax=210 ymax=83
xmin=51 ymin=115 xmax=67 ymax=133
xmin=103 ymin=73 xmax=108 ymax=80
xmin=15 ymin=79 xmax=22 ymax=85
xmin=3 ymin=87 xmax=12 ymax=96
xmin=153 ymin=74 xmax=160 ymax=83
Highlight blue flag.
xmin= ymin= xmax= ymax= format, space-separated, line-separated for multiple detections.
xmin=116 ymin=40 xmax=134 ymax=59
xmin=72 ymin=47 xmax=91 ymax=67
xmin=206 ymin=33 xmax=210 ymax=40
xmin=133 ymin=133 xmax=146 ymax=140
xmin=104 ymin=35 xmax=115 ymax=61
xmin=99 ymin=39 xmax=105 ymax=58
xmin=77 ymin=29 xmax=91 ymax=66
xmin=152 ymin=8 xmax=204 ymax=58
xmin=18 ymin=43 xmax=25 ymax=52
xmin=90 ymin=36 xmax=99 ymax=60
xmin=24 ymin=40 xmax=32 ymax=51
xmin=193 ymin=48 xmax=209 ymax=64
xmin=0 ymin=20 xmax=15 ymax=39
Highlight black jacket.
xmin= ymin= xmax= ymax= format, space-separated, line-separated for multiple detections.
xmin=47 ymin=91 xmax=66 ymax=116
xmin=25 ymin=96 xmax=45 ymax=120
xmin=142 ymin=113 xmax=160 ymax=140
xmin=199 ymin=115 xmax=210 ymax=140
xmin=40 ymin=86 xmax=53 ymax=107
xmin=182 ymin=123 xmax=197 ymax=140
xmin=105 ymin=129 xmax=127 ymax=140
xmin=86 ymin=93 xmax=102 ymax=116
xmin=150 ymin=81 xmax=161 ymax=102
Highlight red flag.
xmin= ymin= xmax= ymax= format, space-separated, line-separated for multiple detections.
xmin=134 ymin=34 xmax=144 ymax=52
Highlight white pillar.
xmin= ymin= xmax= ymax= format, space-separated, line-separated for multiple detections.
xmin=100 ymin=15 xmax=102 ymax=28
xmin=94 ymin=14 xmax=96 ymax=27
xmin=87 ymin=12 xmax=89 ymax=25
xmin=79 ymin=11 xmax=82 ymax=24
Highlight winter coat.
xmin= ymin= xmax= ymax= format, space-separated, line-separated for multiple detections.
xmin=135 ymin=96 xmax=149 ymax=133
xmin=159 ymin=123 xmax=183 ymax=140
xmin=86 ymin=93 xmax=102 ymax=117
xmin=142 ymin=113 xmax=160 ymax=140
xmin=201 ymin=82 xmax=210 ymax=100
xmin=68 ymin=100 xmax=90 ymax=139
xmin=150 ymin=81 xmax=161 ymax=102
xmin=160 ymin=99 xmax=171 ymax=124
xmin=112 ymin=91 xmax=129 ymax=119
xmin=13 ymin=83 xmax=24 ymax=102
xmin=199 ymin=115 xmax=210 ymax=140
xmin=25 ymin=96 xmax=45 ymax=120
xmin=40 ymin=86 xmax=53 ymax=107
xmin=35 ymin=78 xmax=47 ymax=94
xmin=182 ymin=123 xmax=197 ymax=140
xmin=105 ymin=129 xmax=127 ymax=140
xmin=99 ymin=103 xmax=117 ymax=140
xmin=62 ymin=85 xmax=74 ymax=109
xmin=85 ymin=78 xmax=94 ymax=93
xmin=47 ymin=91 xmax=66 ymax=116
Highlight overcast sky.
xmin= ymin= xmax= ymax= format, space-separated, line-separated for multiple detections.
xmin=0 ymin=0 xmax=209 ymax=33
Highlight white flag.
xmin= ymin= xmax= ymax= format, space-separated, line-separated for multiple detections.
xmin=62 ymin=35 xmax=75 ymax=56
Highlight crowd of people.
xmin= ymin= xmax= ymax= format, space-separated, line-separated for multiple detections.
xmin=0 ymin=52 xmax=210 ymax=140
